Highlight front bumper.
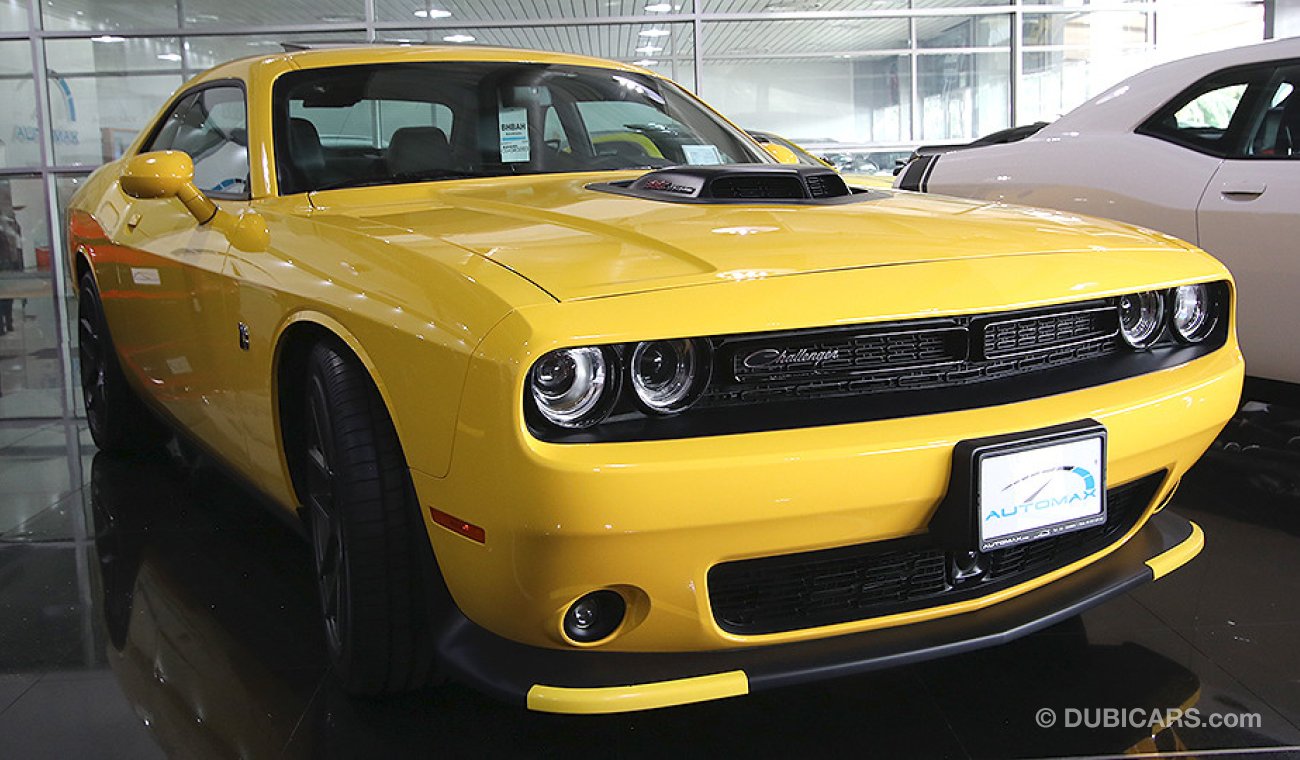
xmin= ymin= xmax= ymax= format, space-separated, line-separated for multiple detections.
xmin=436 ymin=510 xmax=1202 ymax=714
xmin=413 ymin=340 xmax=1239 ymax=651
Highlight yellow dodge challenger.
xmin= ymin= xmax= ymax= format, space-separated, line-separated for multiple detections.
xmin=67 ymin=45 xmax=1242 ymax=714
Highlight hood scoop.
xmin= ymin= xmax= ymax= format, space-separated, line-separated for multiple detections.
xmin=590 ymin=164 xmax=875 ymax=206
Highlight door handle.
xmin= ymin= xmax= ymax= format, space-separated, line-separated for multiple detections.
xmin=1220 ymin=180 xmax=1266 ymax=198
xmin=125 ymin=212 xmax=143 ymax=230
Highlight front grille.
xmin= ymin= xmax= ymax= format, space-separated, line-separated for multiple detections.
xmin=982 ymin=307 xmax=1117 ymax=359
xmin=701 ymin=301 xmax=1121 ymax=409
xmin=708 ymin=471 xmax=1165 ymax=636
xmin=732 ymin=327 xmax=967 ymax=384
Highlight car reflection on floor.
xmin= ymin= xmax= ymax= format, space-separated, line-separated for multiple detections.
xmin=92 ymin=454 xmax=316 ymax=759
xmin=79 ymin=422 xmax=1300 ymax=758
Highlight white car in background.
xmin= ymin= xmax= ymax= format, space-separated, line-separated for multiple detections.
xmin=897 ymin=37 xmax=1300 ymax=386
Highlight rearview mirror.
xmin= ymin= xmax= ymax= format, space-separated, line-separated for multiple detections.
xmin=120 ymin=150 xmax=217 ymax=224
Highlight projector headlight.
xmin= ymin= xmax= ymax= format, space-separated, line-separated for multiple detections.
xmin=1117 ymin=291 xmax=1165 ymax=349
xmin=630 ymin=338 xmax=710 ymax=414
xmin=1169 ymin=284 xmax=1218 ymax=344
xmin=529 ymin=347 xmax=618 ymax=428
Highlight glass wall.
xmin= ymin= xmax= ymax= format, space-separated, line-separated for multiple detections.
xmin=0 ymin=176 xmax=60 ymax=417
xmin=0 ymin=0 xmax=1269 ymax=419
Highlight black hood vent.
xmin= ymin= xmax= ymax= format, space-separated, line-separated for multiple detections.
xmin=589 ymin=164 xmax=876 ymax=206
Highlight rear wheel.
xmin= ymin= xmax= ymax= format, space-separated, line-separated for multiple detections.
xmin=301 ymin=340 xmax=444 ymax=695
xmin=78 ymin=272 xmax=167 ymax=453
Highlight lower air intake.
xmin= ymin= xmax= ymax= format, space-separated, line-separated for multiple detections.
xmin=708 ymin=471 xmax=1165 ymax=635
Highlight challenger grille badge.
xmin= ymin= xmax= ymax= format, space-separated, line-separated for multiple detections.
xmin=742 ymin=347 xmax=841 ymax=369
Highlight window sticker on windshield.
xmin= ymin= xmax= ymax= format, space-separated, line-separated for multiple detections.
xmin=682 ymin=144 xmax=723 ymax=165
xmin=499 ymin=107 xmax=530 ymax=163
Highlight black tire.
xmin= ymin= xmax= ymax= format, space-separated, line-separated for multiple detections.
xmin=301 ymin=339 xmax=444 ymax=695
xmin=78 ymin=272 xmax=168 ymax=453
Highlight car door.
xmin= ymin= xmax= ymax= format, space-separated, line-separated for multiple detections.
xmin=1196 ymin=63 xmax=1300 ymax=384
xmin=106 ymin=84 xmax=250 ymax=461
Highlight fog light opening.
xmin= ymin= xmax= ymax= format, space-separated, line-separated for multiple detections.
xmin=948 ymin=551 xmax=988 ymax=586
xmin=562 ymin=590 xmax=626 ymax=644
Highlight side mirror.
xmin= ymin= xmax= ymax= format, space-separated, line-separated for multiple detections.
xmin=120 ymin=150 xmax=217 ymax=224
xmin=760 ymin=142 xmax=801 ymax=165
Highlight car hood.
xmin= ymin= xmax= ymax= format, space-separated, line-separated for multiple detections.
xmin=308 ymin=173 xmax=1187 ymax=302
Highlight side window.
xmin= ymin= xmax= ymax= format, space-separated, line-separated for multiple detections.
xmin=1244 ymin=66 xmax=1300 ymax=158
xmin=1139 ymin=65 xmax=1274 ymax=157
xmin=379 ymin=101 xmax=454 ymax=147
xmin=577 ymin=101 xmax=699 ymax=164
xmin=1171 ymin=84 xmax=1247 ymax=130
xmin=146 ymin=92 xmax=200 ymax=153
xmin=542 ymin=107 xmax=570 ymax=152
xmin=289 ymin=99 xmax=454 ymax=149
xmin=146 ymin=86 xmax=249 ymax=197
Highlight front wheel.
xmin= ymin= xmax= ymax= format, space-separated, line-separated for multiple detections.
xmin=300 ymin=340 xmax=445 ymax=695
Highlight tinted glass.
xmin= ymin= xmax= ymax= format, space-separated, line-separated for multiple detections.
xmin=1139 ymin=64 xmax=1274 ymax=157
xmin=274 ymin=63 xmax=766 ymax=194
xmin=147 ymin=86 xmax=249 ymax=197
xmin=1244 ymin=66 xmax=1300 ymax=159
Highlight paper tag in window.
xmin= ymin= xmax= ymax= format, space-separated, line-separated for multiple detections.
xmin=499 ymin=107 xmax=530 ymax=163
xmin=682 ymin=144 xmax=723 ymax=165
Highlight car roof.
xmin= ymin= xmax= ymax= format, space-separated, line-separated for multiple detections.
xmin=188 ymin=44 xmax=652 ymax=87
xmin=1044 ymin=36 xmax=1300 ymax=135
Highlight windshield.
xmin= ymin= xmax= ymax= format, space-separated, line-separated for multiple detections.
xmin=273 ymin=62 xmax=768 ymax=194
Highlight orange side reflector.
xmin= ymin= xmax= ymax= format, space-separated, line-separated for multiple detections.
xmin=429 ymin=507 xmax=486 ymax=544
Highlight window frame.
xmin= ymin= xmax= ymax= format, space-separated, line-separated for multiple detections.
xmin=1135 ymin=60 xmax=1289 ymax=160
xmin=137 ymin=78 xmax=252 ymax=201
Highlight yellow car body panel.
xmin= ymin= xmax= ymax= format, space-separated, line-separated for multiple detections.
xmin=841 ymin=172 xmax=899 ymax=189
xmin=66 ymin=44 xmax=1242 ymax=710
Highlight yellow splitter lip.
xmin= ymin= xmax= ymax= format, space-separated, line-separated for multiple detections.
xmin=435 ymin=509 xmax=1204 ymax=714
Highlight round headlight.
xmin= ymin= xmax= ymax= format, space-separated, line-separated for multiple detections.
xmin=1169 ymin=284 xmax=1217 ymax=343
xmin=630 ymin=339 xmax=709 ymax=413
xmin=530 ymin=347 xmax=615 ymax=428
xmin=1117 ymin=291 xmax=1165 ymax=349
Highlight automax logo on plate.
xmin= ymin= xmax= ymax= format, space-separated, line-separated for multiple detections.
xmin=986 ymin=465 xmax=1097 ymax=522
xmin=978 ymin=437 xmax=1105 ymax=549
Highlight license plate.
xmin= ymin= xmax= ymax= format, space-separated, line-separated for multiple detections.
xmin=977 ymin=433 xmax=1106 ymax=552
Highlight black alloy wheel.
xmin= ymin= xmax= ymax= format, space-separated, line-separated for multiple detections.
xmin=299 ymin=340 xmax=446 ymax=695
xmin=305 ymin=370 xmax=348 ymax=658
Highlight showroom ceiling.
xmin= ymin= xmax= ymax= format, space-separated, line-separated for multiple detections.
xmin=38 ymin=1 xmax=1009 ymax=29
xmin=35 ymin=0 xmax=1024 ymax=71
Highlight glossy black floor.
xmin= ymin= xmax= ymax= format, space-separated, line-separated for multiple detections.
xmin=2 ymin=399 xmax=1300 ymax=759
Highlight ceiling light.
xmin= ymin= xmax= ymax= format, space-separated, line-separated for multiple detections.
xmin=414 ymin=9 xmax=452 ymax=18
xmin=91 ymin=35 xmax=126 ymax=43
xmin=185 ymin=13 xmax=219 ymax=22
xmin=319 ymin=14 xmax=363 ymax=22
xmin=633 ymin=59 xmax=658 ymax=66
xmin=443 ymin=34 xmax=475 ymax=43
xmin=157 ymin=52 xmax=182 ymax=61
xmin=635 ymin=45 xmax=662 ymax=54
xmin=639 ymin=29 xmax=670 ymax=37
xmin=644 ymin=3 xmax=672 ymax=11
